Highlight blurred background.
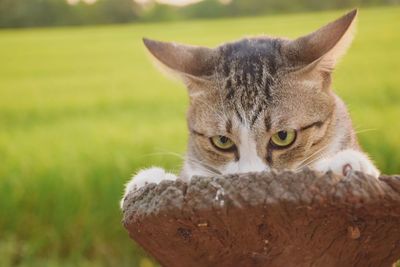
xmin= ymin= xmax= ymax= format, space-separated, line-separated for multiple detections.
xmin=0 ymin=0 xmax=399 ymax=27
xmin=0 ymin=0 xmax=399 ymax=266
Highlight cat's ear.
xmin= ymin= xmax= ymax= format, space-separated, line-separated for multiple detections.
xmin=143 ymin=38 xmax=217 ymax=81
xmin=287 ymin=9 xmax=357 ymax=73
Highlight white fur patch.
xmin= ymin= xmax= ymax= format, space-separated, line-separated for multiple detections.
xmin=313 ymin=149 xmax=379 ymax=178
xmin=223 ymin=126 xmax=268 ymax=174
xmin=120 ymin=167 xmax=177 ymax=209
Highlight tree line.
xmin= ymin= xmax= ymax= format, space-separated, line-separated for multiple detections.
xmin=0 ymin=0 xmax=398 ymax=28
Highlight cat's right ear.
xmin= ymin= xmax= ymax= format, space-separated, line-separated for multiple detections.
xmin=143 ymin=38 xmax=217 ymax=85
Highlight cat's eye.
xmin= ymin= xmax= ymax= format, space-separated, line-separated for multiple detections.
xmin=270 ymin=129 xmax=297 ymax=148
xmin=210 ymin=135 xmax=235 ymax=151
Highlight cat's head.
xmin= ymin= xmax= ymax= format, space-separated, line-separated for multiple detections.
xmin=144 ymin=10 xmax=357 ymax=177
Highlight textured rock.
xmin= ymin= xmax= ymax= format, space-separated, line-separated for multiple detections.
xmin=122 ymin=169 xmax=400 ymax=267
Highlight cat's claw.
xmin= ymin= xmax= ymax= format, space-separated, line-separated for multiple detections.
xmin=313 ymin=149 xmax=380 ymax=178
xmin=120 ymin=167 xmax=177 ymax=209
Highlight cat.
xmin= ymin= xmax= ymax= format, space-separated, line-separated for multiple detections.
xmin=121 ymin=9 xmax=379 ymax=206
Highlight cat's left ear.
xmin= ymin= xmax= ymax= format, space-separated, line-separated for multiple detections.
xmin=286 ymin=9 xmax=357 ymax=73
xmin=143 ymin=38 xmax=217 ymax=82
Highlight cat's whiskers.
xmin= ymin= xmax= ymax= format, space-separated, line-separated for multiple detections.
xmin=354 ymin=128 xmax=377 ymax=134
xmin=295 ymin=145 xmax=326 ymax=168
xmin=185 ymin=156 xmax=222 ymax=176
xmin=294 ymin=144 xmax=330 ymax=172
xmin=297 ymin=154 xmax=326 ymax=172
xmin=156 ymin=150 xmax=221 ymax=175
xmin=137 ymin=150 xmax=187 ymax=162
xmin=352 ymin=123 xmax=378 ymax=133
xmin=294 ymin=125 xmax=377 ymax=172
xmin=295 ymin=154 xmax=325 ymax=173
xmin=138 ymin=150 xmax=221 ymax=176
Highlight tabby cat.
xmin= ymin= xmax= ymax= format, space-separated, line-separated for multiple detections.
xmin=121 ymin=9 xmax=379 ymax=205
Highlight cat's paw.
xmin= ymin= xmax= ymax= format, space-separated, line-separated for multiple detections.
xmin=120 ymin=167 xmax=177 ymax=209
xmin=313 ymin=149 xmax=380 ymax=178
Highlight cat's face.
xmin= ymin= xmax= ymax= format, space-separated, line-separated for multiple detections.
xmin=144 ymin=10 xmax=357 ymax=176
xmin=186 ymin=56 xmax=336 ymax=175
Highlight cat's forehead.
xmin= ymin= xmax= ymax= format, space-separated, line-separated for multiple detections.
xmin=212 ymin=38 xmax=288 ymax=113
xmin=190 ymin=38 xmax=333 ymax=132
xmin=216 ymin=38 xmax=286 ymax=77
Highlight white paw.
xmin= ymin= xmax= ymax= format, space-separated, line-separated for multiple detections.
xmin=313 ymin=149 xmax=380 ymax=178
xmin=120 ymin=167 xmax=177 ymax=209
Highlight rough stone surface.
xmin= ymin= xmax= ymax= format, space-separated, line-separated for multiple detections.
xmin=122 ymin=169 xmax=400 ymax=267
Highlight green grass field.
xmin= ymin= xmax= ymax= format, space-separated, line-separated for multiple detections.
xmin=0 ymin=6 xmax=399 ymax=267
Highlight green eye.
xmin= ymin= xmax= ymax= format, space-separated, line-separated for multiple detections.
xmin=270 ymin=129 xmax=297 ymax=148
xmin=210 ymin=135 xmax=235 ymax=150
